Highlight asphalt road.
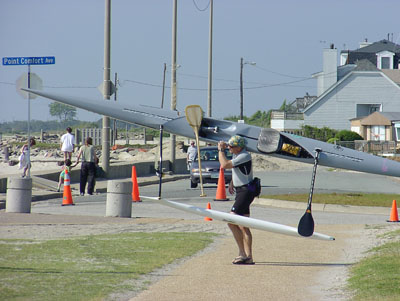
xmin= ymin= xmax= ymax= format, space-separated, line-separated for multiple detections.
xmin=31 ymin=168 xmax=397 ymax=226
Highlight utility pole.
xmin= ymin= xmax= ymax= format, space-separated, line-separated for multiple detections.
xmin=161 ymin=63 xmax=166 ymax=108
xmin=239 ymin=57 xmax=255 ymax=122
xmin=207 ymin=0 xmax=213 ymax=117
xmin=102 ymin=0 xmax=111 ymax=175
xmin=170 ymin=0 xmax=177 ymax=168
xmin=240 ymin=57 xmax=244 ymax=121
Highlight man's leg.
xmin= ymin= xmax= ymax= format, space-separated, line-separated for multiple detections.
xmin=228 ymin=223 xmax=247 ymax=259
xmin=241 ymin=226 xmax=253 ymax=260
xmin=86 ymin=163 xmax=95 ymax=195
xmin=80 ymin=164 xmax=88 ymax=195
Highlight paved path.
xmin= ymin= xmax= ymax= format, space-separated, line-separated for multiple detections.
xmin=1 ymin=170 xmax=397 ymax=300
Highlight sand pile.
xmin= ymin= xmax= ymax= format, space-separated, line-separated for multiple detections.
xmin=0 ymin=135 xmax=309 ymax=177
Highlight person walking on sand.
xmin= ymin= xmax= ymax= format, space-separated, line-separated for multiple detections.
xmin=218 ymin=135 xmax=256 ymax=265
xmin=19 ymin=137 xmax=36 ymax=178
xmin=60 ymin=127 xmax=75 ymax=160
xmin=75 ymin=137 xmax=97 ymax=196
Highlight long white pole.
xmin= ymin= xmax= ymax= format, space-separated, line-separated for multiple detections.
xmin=170 ymin=0 xmax=177 ymax=167
xmin=141 ymin=196 xmax=335 ymax=241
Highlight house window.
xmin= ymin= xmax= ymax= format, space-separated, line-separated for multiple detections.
xmin=376 ymin=51 xmax=394 ymax=69
xmin=394 ymin=124 xmax=400 ymax=141
xmin=356 ymin=104 xmax=382 ymax=117
xmin=381 ymin=57 xmax=390 ymax=69
xmin=371 ymin=125 xmax=385 ymax=141
xmin=370 ymin=105 xmax=381 ymax=114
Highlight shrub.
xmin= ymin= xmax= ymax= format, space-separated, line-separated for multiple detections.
xmin=335 ymin=130 xmax=363 ymax=141
xmin=327 ymin=137 xmax=339 ymax=144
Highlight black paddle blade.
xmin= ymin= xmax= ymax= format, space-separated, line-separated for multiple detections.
xmin=298 ymin=209 xmax=314 ymax=237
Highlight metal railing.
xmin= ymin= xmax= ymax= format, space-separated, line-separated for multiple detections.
xmin=336 ymin=140 xmax=397 ymax=155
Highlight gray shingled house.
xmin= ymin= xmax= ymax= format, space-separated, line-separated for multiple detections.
xmin=303 ymin=40 xmax=400 ymax=130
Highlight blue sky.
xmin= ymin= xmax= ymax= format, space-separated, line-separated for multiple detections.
xmin=0 ymin=0 xmax=399 ymax=123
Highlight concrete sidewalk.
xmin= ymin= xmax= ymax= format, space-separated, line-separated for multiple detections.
xmin=0 ymin=173 xmax=189 ymax=209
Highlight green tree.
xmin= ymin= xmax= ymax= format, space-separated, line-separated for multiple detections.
xmin=335 ymin=130 xmax=363 ymax=141
xmin=49 ymin=102 xmax=77 ymax=121
xmin=301 ymin=125 xmax=338 ymax=142
xmin=279 ymin=99 xmax=288 ymax=111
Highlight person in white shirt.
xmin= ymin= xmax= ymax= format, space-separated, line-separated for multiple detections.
xmin=186 ymin=141 xmax=197 ymax=170
xmin=60 ymin=127 xmax=75 ymax=160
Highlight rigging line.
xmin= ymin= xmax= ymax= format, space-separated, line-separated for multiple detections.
xmin=192 ymin=0 xmax=210 ymax=11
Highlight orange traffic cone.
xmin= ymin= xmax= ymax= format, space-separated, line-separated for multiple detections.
xmin=214 ymin=167 xmax=229 ymax=201
xmin=132 ymin=166 xmax=141 ymax=202
xmin=61 ymin=169 xmax=74 ymax=206
xmin=204 ymin=202 xmax=212 ymax=221
xmin=387 ymin=200 xmax=399 ymax=222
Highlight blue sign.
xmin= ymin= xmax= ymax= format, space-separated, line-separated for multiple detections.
xmin=2 ymin=56 xmax=55 ymax=66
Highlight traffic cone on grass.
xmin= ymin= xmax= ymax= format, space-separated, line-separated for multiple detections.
xmin=214 ymin=167 xmax=229 ymax=201
xmin=387 ymin=200 xmax=399 ymax=222
xmin=131 ymin=166 xmax=141 ymax=202
xmin=204 ymin=202 xmax=212 ymax=221
xmin=61 ymin=169 xmax=74 ymax=206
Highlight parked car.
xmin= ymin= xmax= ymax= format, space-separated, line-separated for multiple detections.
xmin=189 ymin=146 xmax=232 ymax=188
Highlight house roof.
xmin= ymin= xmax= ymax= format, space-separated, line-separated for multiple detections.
xmin=360 ymin=112 xmax=400 ymax=126
xmin=353 ymin=59 xmax=379 ymax=71
xmin=340 ymin=40 xmax=400 ymax=67
xmin=382 ymin=69 xmax=400 ymax=85
xmin=342 ymin=39 xmax=400 ymax=54
xmin=360 ymin=112 xmax=392 ymax=126
xmin=380 ymin=112 xmax=400 ymax=121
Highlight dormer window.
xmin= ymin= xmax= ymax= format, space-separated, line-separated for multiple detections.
xmin=376 ymin=51 xmax=395 ymax=69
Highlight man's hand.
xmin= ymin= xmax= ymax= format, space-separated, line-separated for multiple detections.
xmin=228 ymin=181 xmax=235 ymax=195
xmin=218 ymin=141 xmax=227 ymax=151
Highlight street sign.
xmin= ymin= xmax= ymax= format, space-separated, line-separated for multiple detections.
xmin=2 ymin=56 xmax=55 ymax=66
xmin=16 ymin=73 xmax=43 ymax=99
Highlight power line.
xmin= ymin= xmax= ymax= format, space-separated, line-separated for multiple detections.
xmin=192 ymin=0 xmax=210 ymax=11
xmin=253 ymin=65 xmax=310 ymax=79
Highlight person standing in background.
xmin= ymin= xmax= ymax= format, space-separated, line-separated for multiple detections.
xmin=75 ymin=137 xmax=97 ymax=196
xmin=186 ymin=141 xmax=197 ymax=170
xmin=19 ymin=137 xmax=36 ymax=178
xmin=60 ymin=127 xmax=75 ymax=161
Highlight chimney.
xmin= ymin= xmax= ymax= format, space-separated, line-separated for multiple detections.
xmin=322 ymin=45 xmax=338 ymax=94
xmin=359 ymin=38 xmax=372 ymax=49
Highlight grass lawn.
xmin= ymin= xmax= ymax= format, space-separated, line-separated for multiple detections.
xmin=0 ymin=232 xmax=215 ymax=301
xmin=347 ymin=229 xmax=400 ymax=300
xmin=262 ymin=193 xmax=400 ymax=207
